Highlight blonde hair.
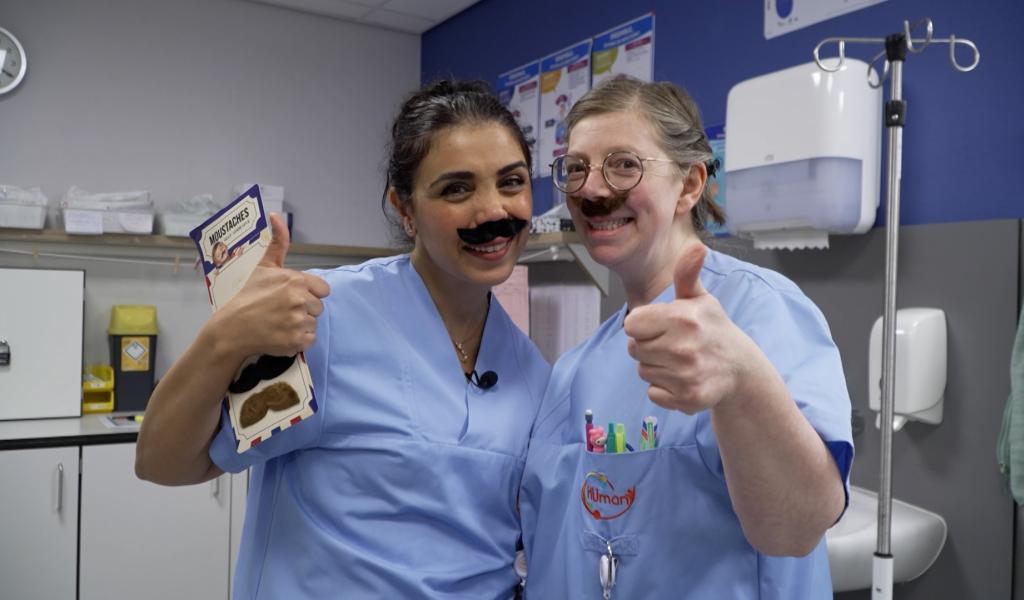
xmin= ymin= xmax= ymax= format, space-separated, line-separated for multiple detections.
xmin=566 ymin=78 xmax=725 ymax=232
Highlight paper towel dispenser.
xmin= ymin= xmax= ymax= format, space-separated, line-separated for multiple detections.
xmin=724 ymin=59 xmax=882 ymax=249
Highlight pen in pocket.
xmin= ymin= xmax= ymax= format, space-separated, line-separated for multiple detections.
xmin=585 ymin=409 xmax=594 ymax=452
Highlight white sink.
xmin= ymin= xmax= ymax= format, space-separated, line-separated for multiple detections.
xmin=826 ymin=485 xmax=948 ymax=592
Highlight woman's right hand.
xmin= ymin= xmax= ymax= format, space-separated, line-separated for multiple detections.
xmin=213 ymin=213 xmax=330 ymax=361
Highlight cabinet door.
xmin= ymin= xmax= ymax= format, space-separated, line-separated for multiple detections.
xmin=79 ymin=443 xmax=230 ymax=600
xmin=0 ymin=446 xmax=80 ymax=600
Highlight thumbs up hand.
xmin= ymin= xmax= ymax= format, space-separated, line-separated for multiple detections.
xmin=215 ymin=213 xmax=331 ymax=361
xmin=622 ymin=243 xmax=751 ymax=415
xmin=259 ymin=211 xmax=291 ymax=269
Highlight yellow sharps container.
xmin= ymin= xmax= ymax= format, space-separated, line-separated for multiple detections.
xmin=108 ymin=305 xmax=158 ymax=412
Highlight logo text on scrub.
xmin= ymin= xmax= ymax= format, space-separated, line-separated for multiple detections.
xmin=581 ymin=471 xmax=636 ymax=520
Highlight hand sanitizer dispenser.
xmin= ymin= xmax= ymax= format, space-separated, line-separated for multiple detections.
xmin=869 ymin=308 xmax=947 ymax=431
xmin=724 ymin=59 xmax=882 ymax=249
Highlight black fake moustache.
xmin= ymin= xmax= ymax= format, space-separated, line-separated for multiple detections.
xmin=229 ymin=354 xmax=297 ymax=395
xmin=457 ymin=218 xmax=528 ymax=245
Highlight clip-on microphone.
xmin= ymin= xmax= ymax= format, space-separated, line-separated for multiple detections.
xmin=467 ymin=370 xmax=498 ymax=390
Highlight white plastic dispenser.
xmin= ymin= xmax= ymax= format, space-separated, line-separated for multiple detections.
xmin=869 ymin=308 xmax=947 ymax=431
xmin=724 ymin=59 xmax=882 ymax=249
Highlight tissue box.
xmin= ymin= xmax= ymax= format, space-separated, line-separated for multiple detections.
xmin=0 ymin=203 xmax=46 ymax=229
xmin=62 ymin=208 xmax=154 ymax=234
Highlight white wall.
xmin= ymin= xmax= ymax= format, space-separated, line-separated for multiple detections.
xmin=0 ymin=0 xmax=419 ymax=386
xmin=1 ymin=0 xmax=420 ymax=246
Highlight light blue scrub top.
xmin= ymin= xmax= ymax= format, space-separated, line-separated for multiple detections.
xmin=520 ymin=248 xmax=853 ymax=599
xmin=210 ymin=254 xmax=550 ymax=599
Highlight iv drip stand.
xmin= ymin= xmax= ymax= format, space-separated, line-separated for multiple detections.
xmin=875 ymin=34 xmax=905 ymax=600
xmin=813 ymin=18 xmax=979 ymax=600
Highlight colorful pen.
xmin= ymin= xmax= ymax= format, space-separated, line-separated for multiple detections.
xmin=585 ymin=409 xmax=594 ymax=452
xmin=614 ymin=423 xmax=626 ymax=453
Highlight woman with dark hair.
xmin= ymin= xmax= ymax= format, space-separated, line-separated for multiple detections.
xmin=136 ymin=80 xmax=549 ymax=598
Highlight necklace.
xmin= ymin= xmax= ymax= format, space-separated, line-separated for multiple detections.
xmin=448 ymin=296 xmax=490 ymax=367
xmin=452 ymin=338 xmax=471 ymax=364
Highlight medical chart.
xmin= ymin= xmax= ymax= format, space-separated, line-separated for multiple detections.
xmin=591 ymin=13 xmax=655 ymax=87
xmin=765 ymin=0 xmax=887 ymax=39
xmin=539 ymin=39 xmax=592 ymax=168
xmin=190 ymin=185 xmax=317 ymax=453
xmin=498 ymin=62 xmax=541 ymax=178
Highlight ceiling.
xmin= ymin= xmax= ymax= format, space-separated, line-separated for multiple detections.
xmin=246 ymin=0 xmax=483 ymax=34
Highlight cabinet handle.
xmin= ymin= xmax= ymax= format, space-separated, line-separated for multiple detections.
xmin=211 ymin=475 xmax=220 ymax=499
xmin=56 ymin=463 xmax=64 ymax=513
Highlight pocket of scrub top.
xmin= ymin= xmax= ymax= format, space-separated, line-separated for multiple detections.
xmin=575 ymin=443 xmax=756 ymax=596
xmin=576 ymin=442 xmax=735 ymax=553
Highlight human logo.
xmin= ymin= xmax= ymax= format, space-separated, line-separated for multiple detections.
xmin=580 ymin=471 xmax=636 ymax=520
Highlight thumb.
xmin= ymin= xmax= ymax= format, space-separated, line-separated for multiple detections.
xmin=260 ymin=213 xmax=290 ymax=268
xmin=674 ymin=242 xmax=708 ymax=300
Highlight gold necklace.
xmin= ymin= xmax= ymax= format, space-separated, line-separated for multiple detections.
xmin=452 ymin=338 xmax=471 ymax=364
xmin=449 ymin=299 xmax=489 ymax=366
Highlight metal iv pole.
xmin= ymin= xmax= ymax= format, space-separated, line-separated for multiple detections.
xmin=812 ymin=18 xmax=979 ymax=600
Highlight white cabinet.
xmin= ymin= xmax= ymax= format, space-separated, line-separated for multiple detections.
xmin=79 ymin=443 xmax=231 ymax=600
xmin=0 ymin=446 xmax=80 ymax=600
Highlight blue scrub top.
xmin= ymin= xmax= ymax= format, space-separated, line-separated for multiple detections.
xmin=210 ymin=254 xmax=551 ymax=599
xmin=519 ymin=248 xmax=853 ymax=599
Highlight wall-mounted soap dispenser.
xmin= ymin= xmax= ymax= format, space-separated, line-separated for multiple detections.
xmin=869 ymin=308 xmax=947 ymax=431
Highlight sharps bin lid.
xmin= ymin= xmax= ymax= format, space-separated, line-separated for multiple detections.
xmin=108 ymin=305 xmax=159 ymax=335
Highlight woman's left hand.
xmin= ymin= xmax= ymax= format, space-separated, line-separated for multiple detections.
xmin=623 ymin=243 xmax=755 ymax=414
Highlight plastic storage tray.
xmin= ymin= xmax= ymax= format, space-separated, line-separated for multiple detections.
xmin=62 ymin=208 xmax=154 ymax=234
xmin=0 ymin=203 xmax=46 ymax=229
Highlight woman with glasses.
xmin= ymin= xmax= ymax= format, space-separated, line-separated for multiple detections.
xmin=518 ymin=78 xmax=852 ymax=598
xmin=136 ymin=79 xmax=550 ymax=599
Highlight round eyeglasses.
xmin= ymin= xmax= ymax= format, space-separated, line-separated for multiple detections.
xmin=550 ymin=151 xmax=677 ymax=194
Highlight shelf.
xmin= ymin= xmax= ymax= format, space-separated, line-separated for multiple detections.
xmin=0 ymin=228 xmax=393 ymax=258
xmin=0 ymin=227 xmax=610 ymax=294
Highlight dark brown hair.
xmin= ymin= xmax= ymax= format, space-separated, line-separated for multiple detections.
xmin=381 ymin=79 xmax=532 ymax=244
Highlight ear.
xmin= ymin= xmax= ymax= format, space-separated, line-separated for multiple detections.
xmin=675 ymin=161 xmax=708 ymax=216
xmin=387 ymin=187 xmax=411 ymax=220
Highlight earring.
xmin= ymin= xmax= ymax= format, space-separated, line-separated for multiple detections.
xmin=403 ymin=218 xmax=416 ymax=237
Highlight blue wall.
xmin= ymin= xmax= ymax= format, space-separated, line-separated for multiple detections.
xmin=423 ymin=0 xmax=1022 ymax=225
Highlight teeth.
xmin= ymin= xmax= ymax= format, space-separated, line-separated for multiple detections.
xmin=465 ymin=239 xmax=510 ymax=253
xmin=591 ymin=218 xmax=629 ymax=231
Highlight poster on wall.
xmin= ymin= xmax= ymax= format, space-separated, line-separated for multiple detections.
xmin=497 ymin=62 xmax=541 ymax=178
xmin=704 ymin=123 xmax=728 ymax=236
xmin=539 ymin=39 xmax=593 ymax=170
xmin=765 ymin=0 xmax=887 ymax=39
xmin=592 ymin=13 xmax=655 ymax=87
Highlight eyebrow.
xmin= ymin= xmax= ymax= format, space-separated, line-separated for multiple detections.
xmin=429 ymin=161 xmax=530 ymax=187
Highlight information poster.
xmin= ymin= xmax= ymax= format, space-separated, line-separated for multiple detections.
xmin=497 ymin=62 xmax=541 ymax=178
xmin=539 ymin=39 xmax=592 ymax=167
xmin=592 ymin=13 xmax=655 ymax=87
xmin=705 ymin=123 xmax=728 ymax=236
xmin=765 ymin=0 xmax=887 ymax=39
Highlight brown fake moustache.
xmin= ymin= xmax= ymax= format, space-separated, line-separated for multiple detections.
xmin=229 ymin=354 xmax=297 ymax=394
xmin=457 ymin=217 xmax=528 ymax=245
xmin=577 ymin=195 xmax=628 ymax=218
xmin=239 ymin=381 xmax=301 ymax=428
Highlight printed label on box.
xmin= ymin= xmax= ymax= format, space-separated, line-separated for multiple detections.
xmin=189 ymin=185 xmax=317 ymax=453
xmin=121 ymin=337 xmax=150 ymax=371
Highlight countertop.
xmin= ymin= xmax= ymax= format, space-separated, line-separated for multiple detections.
xmin=0 ymin=413 xmax=141 ymax=450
